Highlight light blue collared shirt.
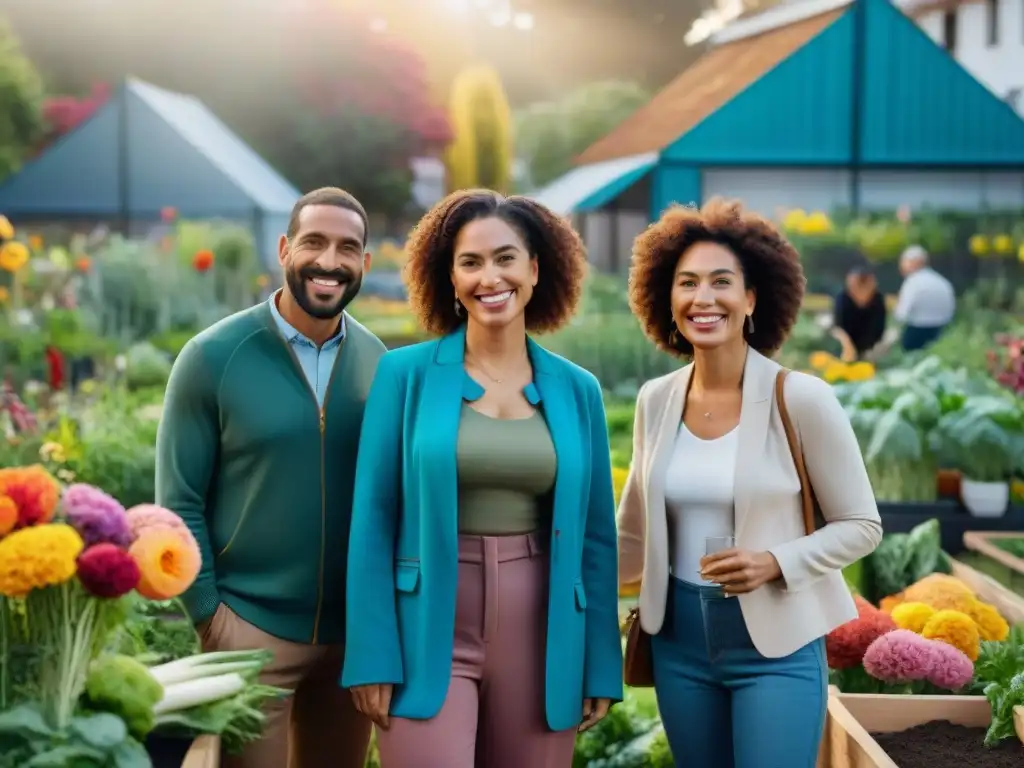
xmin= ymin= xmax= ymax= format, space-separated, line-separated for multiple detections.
xmin=269 ymin=294 xmax=345 ymax=407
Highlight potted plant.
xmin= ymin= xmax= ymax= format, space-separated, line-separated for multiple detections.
xmin=932 ymin=396 xmax=1023 ymax=517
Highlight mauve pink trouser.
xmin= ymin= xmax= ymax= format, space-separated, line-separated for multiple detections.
xmin=376 ymin=532 xmax=577 ymax=768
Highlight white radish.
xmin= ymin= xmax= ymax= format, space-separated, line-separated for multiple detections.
xmin=153 ymin=672 xmax=247 ymax=715
xmin=149 ymin=660 xmax=264 ymax=686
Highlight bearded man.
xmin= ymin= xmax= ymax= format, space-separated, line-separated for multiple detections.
xmin=156 ymin=187 xmax=385 ymax=768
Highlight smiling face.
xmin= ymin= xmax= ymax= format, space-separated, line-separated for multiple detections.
xmin=278 ymin=204 xmax=369 ymax=319
xmin=451 ymin=216 xmax=538 ymax=330
xmin=671 ymin=241 xmax=755 ymax=352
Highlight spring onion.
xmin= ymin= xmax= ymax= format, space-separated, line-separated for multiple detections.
xmin=148 ymin=649 xmax=272 ymax=687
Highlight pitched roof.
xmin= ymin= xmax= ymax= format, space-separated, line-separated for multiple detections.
xmin=574 ymin=9 xmax=844 ymax=166
xmin=128 ymin=79 xmax=299 ymax=213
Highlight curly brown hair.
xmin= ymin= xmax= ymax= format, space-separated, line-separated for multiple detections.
xmin=629 ymin=197 xmax=806 ymax=357
xmin=402 ymin=189 xmax=587 ymax=336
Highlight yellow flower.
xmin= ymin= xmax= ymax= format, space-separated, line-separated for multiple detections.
xmin=798 ymin=211 xmax=833 ymax=236
xmin=0 ymin=523 xmax=84 ymax=598
xmin=879 ymin=593 xmax=904 ymax=613
xmin=612 ymin=466 xmax=629 ymax=504
xmin=78 ymin=379 xmax=97 ymax=394
xmin=962 ymin=600 xmax=1009 ymax=642
xmin=0 ymin=215 xmax=13 ymax=241
xmin=0 ymin=241 xmax=28 ymax=272
xmin=809 ymin=351 xmax=838 ymax=371
xmin=968 ymin=235 xmax=989 ymax=256
xmin=782 ymin=209 xmax=807 ymax=231
xmin=992 ymin=235 xmax=1013 ymax=254
xmin=845 ymin=361 xmax=875 ymax=381
xmin=38 ymin=442 xmax=66 ymax=464
xmin=891 ymin=601 xmax=935 ymax=633
xmin=921 ymin=609 xmax=981 ymax=660
xmin=822 ymin=362 xmax=849 ymax=383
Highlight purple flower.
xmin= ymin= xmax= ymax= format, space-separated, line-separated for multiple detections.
xmin=863 ymin=629 xmax=934 ymax=683
xmin=927 ymin=641 xmax=974 ymax=691
xmin=62 ymin=484 xmax=132 ymax=548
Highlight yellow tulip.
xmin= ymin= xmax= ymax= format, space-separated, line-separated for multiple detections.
xmin=0 ymin=215 xmax=13 ymax=242
xmin=0 ymin=241 xmax=29 ymax=273
xmin=992 ymin=235 xmax=1013 ymax=254
xmin=968 ymin=235 xmax=989 ymax=256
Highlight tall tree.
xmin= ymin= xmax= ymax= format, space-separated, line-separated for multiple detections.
xmin=0 ymin=16 xmax=44 ymax=181
xmin=253 ymin=4 xmax=451 ymax=219
xmin=445 ymin=66 xmax=514 ymax=194
xmin=516 ymin=80 xmax=650 ymax=188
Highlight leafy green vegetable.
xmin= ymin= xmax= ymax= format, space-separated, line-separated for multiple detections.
xmin=983 ymin=671 xmax=1024 ymax=746
xmin=84 ymin=655 xmax=164 ymax=740
xmin=0 ymin=704 xmax=148 ymax=768
xmin=862 ymin=519 xmax=948 ymax=603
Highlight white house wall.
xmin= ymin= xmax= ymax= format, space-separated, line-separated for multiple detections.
xmin=914 ymin=0 xmax=1024 ymax=113
xmin=701 ymin=168 xmax=1024 ymax=214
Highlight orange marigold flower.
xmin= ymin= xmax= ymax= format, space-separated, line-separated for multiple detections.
xmin=192 ymin=250 xmax=214 ymax=273
xmin=129 ymin=527 xmax=200 ymax=600
xmin=0 ymin=465 xmax=62 ymax=534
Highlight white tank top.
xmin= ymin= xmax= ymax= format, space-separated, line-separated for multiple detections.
xmin=664 ymin=422 xmax=738 ymax=585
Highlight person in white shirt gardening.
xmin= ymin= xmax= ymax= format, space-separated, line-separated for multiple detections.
xmin=893 ymin=245 xmax=956 ymax=352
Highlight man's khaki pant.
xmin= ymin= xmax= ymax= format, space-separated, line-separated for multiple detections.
xmin=201 ymin=604 xmax=372 ymax=768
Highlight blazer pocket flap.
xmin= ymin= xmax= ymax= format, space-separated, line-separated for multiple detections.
xmin=395 ymin=561 xmax=421 ymax=593
xmin=573 ymin=579 xmax=587 ymax=611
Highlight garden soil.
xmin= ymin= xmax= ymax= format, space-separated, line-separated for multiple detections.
xmin=873 ymin=721 xmax=1021 ymax=767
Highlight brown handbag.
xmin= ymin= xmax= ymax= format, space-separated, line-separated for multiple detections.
xmin=621 ymin=368 xmax=818 ymax=688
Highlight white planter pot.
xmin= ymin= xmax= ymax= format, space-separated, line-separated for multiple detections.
xmin=960 ymin=478 xmax=1009 ymax=517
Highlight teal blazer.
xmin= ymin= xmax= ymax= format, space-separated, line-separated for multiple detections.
xmin=341 ymin=326 xmax=623 ymax=731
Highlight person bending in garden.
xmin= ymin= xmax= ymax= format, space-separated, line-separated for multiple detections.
xmin=617 ymin=198 xmax=883 ymax=768
xmin=342 ymin=189 xmax=623 ymax=768
xmin=156 ymin=187 xmax=384 ymax=768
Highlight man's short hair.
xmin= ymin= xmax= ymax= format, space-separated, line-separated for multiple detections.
xmin=900 ymin=244 xmax=928 ymax=265
xmin=287 ymin=187 xmax=369 ymax=246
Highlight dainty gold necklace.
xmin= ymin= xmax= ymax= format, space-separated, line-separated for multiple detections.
xmin=468 ymin=348 xmax=527 ymax=385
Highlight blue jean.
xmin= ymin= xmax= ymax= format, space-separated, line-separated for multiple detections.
xmin=901 ymin=323 xmax=946 ymax=351
xmin=651 ymin=576 xmax=827 ymax=768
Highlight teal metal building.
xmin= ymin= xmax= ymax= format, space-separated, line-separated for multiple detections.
xmin=533 ymin=0 xmax=1024 ymax=272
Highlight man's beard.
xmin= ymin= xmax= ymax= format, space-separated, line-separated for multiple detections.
xmin=286 ymin=265 xmax=362 ymax=320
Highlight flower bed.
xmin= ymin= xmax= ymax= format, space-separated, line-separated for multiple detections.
xmin=949 ymin=558 xmax=1024 ymax=626
xmin=824 ymin=690 xmax=1020 ymax=768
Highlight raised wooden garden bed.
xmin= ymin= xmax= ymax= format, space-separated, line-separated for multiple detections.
xmin=962 ymin=531 xmax=1024 ymax=596
xmin=146 ymin=735 xmax=220 ymax=768
xmin=949 ymin=558 xmax=1024 ymax=625
xmin=823 ymin=691 xmax=1019 ymax=768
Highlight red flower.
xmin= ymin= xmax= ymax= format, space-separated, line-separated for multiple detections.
xmin=77 ymin=543 xmax=141 ymax=598
xmin=192 ymin=250 xmax=214 ymax=273
xmin=45 ymin=346 xmax=65 ymax=391
xmin=826 ymin=596 xmax=897 ymax=669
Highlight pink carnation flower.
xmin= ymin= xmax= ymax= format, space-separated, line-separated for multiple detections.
xmin=862 ymin=629 xmax=934 ymax=683
xmin=927 ymin=640 xmax=974 ymax=691
xmin=125 ymin=504 xmax=192 ymax=545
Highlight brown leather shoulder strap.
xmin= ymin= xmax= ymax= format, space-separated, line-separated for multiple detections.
xmin=774 ymin=369 xmax=817 ymax=537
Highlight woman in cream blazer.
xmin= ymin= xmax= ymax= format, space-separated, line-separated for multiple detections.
xmin=617 ymin=199 xmax=882 ymax=768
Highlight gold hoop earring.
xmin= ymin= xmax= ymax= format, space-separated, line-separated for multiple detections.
xmin=746 ymin=314 xmax=755 ymax=334
xmin=454 ymin=297 xmax=463 ymax=317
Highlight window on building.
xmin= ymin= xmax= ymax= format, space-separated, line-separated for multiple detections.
xmin=986 ymin=0 xmax=998 ymax=45
xmin=942 ymin=10 xmax=957 ymax=51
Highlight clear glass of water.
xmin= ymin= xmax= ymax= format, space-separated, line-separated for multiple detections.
xmin=704 ymin=536 xmax=736 ymax=596
xmin=705 ymin=536 xmax=736 ymax=556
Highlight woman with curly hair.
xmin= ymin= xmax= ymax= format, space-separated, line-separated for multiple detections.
xmin=342 ymin=189 xmax=623 ymax=767
xmin=617 ymin=198 xmax=882 ymax=767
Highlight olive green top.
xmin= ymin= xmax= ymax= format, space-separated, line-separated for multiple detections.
xmin=456 ymin=403 xmax=557 ymax=535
